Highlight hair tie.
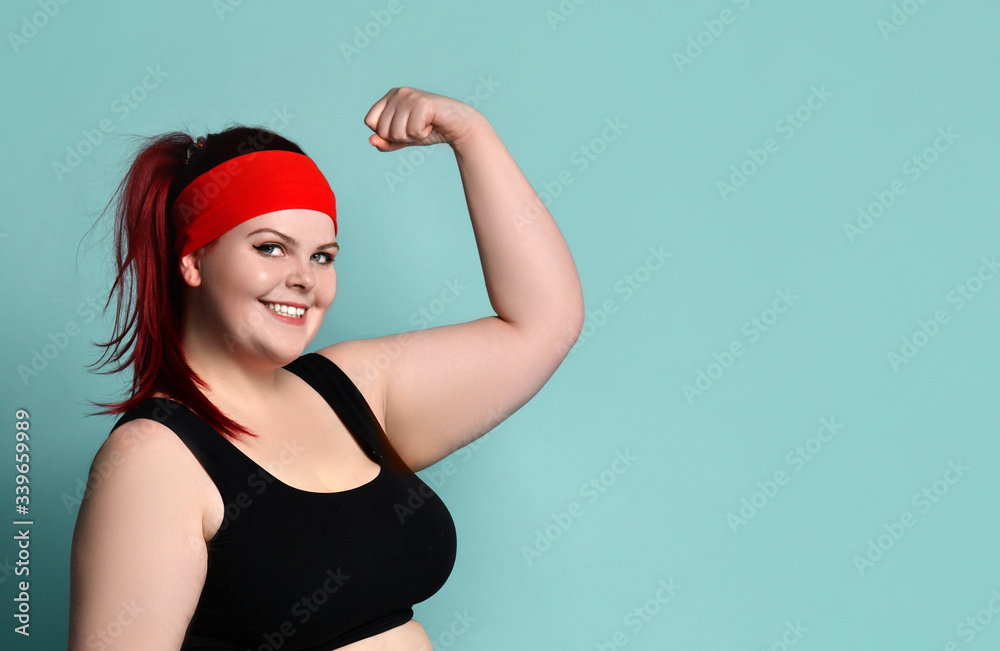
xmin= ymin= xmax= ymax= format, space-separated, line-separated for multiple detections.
xmin=184 ymin=136 xmax=207 ymax=165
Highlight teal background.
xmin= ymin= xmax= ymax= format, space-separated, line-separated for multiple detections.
xmin=2 ymin=0 xmax=999 ymax=648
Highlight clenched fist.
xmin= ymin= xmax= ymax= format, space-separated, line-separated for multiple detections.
xmin=364 ymin=87 xmax=483 ymax=152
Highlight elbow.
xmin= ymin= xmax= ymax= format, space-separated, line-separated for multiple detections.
xmin=546 ymin=285 xmax=585 ymax=361
xmin=510 ymin=269 xmax=584 ymax=361
xmin=568 ymin=291 xmax=585 ymax=342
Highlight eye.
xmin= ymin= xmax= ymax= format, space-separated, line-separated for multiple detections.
xmin=313 ymin=252 xmax=336 ymax=264
xmin=253 ymin=243 xmax=283 ymax=256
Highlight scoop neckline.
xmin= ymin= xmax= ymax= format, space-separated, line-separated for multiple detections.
xmin=151 ymin=396 xmax=386 ymax=497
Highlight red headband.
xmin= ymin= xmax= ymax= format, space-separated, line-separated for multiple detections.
xmin=171 ymin=150 xmax=337 ymax=259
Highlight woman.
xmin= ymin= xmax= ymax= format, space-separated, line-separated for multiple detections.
xmin=68 ymin=86 xmax=584 ymax=649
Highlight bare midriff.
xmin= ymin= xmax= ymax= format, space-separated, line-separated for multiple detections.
xmin=333 ymin=619 xmax=432 ymax=650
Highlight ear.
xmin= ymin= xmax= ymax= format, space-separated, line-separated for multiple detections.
xmin=178 ymin=250 xmax=203 ymax=287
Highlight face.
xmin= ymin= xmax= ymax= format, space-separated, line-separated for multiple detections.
xmin=179 ymin=208 xmax=338 ymax=369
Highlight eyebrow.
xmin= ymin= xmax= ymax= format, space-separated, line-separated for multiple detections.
xmin=246 ymin=227 xmax=339 ymax=252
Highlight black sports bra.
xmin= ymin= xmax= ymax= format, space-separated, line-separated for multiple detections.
xmin=111 ymin=352 xmax=457 ymax=650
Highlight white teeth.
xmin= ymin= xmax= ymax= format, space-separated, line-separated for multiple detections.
xmin=265 ymin=302 xmax=305 ymax=318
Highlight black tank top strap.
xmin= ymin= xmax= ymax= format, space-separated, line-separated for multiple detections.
xmin=283 ymin=352 xmax=409 ymax=472
xmin=110 ymin=397 xmax=262 ymax=508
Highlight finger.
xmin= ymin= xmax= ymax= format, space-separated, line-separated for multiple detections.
xmin=375 ymin=97 xmax=400 ymax=143
xmin=409 ymin=101 xmax=435 ymax=140
xmin=388 ymin=105 xmax=413 ymax=143
xmin=368 ymin=133 xmax=406 ymax=152
xmin=363 ymin=91 xmax=393 ymax=132
xmin=366 ymin=87 xmax=401 ymax=133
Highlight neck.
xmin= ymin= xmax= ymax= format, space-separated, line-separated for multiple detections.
xmin=178 ymin=308 xmax=299 ymax=418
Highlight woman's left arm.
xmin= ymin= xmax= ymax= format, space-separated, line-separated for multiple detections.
xmin=321 ymin=87 xmax=584 ymax=471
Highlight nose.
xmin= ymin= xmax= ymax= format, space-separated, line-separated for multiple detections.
xmin=287 ymin=254 xmax=317 ymax=291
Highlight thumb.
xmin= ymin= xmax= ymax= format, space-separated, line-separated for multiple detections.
xmin=368 ymin=133 xmax=406 ymax=152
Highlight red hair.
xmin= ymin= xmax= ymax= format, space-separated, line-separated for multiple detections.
xmin=88 ymin=127 xmax=309 ymax=440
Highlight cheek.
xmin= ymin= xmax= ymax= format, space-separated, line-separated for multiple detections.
xmin=207 ymin=267 xmax=273 ymax=312
xmin=321 ymin=271 xmax=338 ymax=305
xmin=238 ymin=268 xmax=278 ymax=297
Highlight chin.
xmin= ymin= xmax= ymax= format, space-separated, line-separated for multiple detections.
xmin=240 ymin=343 xmax=308 ymax=368
xmin=236 ymin=326 xmax=318 ymax=367
xmin=272 ymin=345 xmax=310 ymax=365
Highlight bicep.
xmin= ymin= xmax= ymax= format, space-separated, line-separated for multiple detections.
xmin=69 ymin=422 xmax=210 ymax=650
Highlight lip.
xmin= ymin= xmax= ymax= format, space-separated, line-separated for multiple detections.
xmin=260 ymin=300 xmax=307 ymax=326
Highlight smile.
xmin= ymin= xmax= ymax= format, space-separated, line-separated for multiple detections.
xmin=262 ymin=301 xmax=306 ymax=319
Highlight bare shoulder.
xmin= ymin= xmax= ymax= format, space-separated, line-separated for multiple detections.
xmin=99 ymin=415 xmax=178 ymax=461
xmin=94 ymin=416 xmax=209 ymax=494
xmin=88 ymin=414 xmax=221 ymax=528
xmin=69 ymin=416 xmax=216 ymax=649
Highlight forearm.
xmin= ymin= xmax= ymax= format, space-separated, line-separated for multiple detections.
xmin=450 ymin=115 xmax=584 ymax=339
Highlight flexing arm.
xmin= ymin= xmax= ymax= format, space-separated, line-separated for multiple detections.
xmin=322 ymin=87 xmax=584 ymax=470
xmin=69 ymin=420 xmax=214 ymax=649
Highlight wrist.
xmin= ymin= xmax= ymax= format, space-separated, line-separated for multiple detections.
xmin=448 ymin=109 xmax=492 ymax=153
